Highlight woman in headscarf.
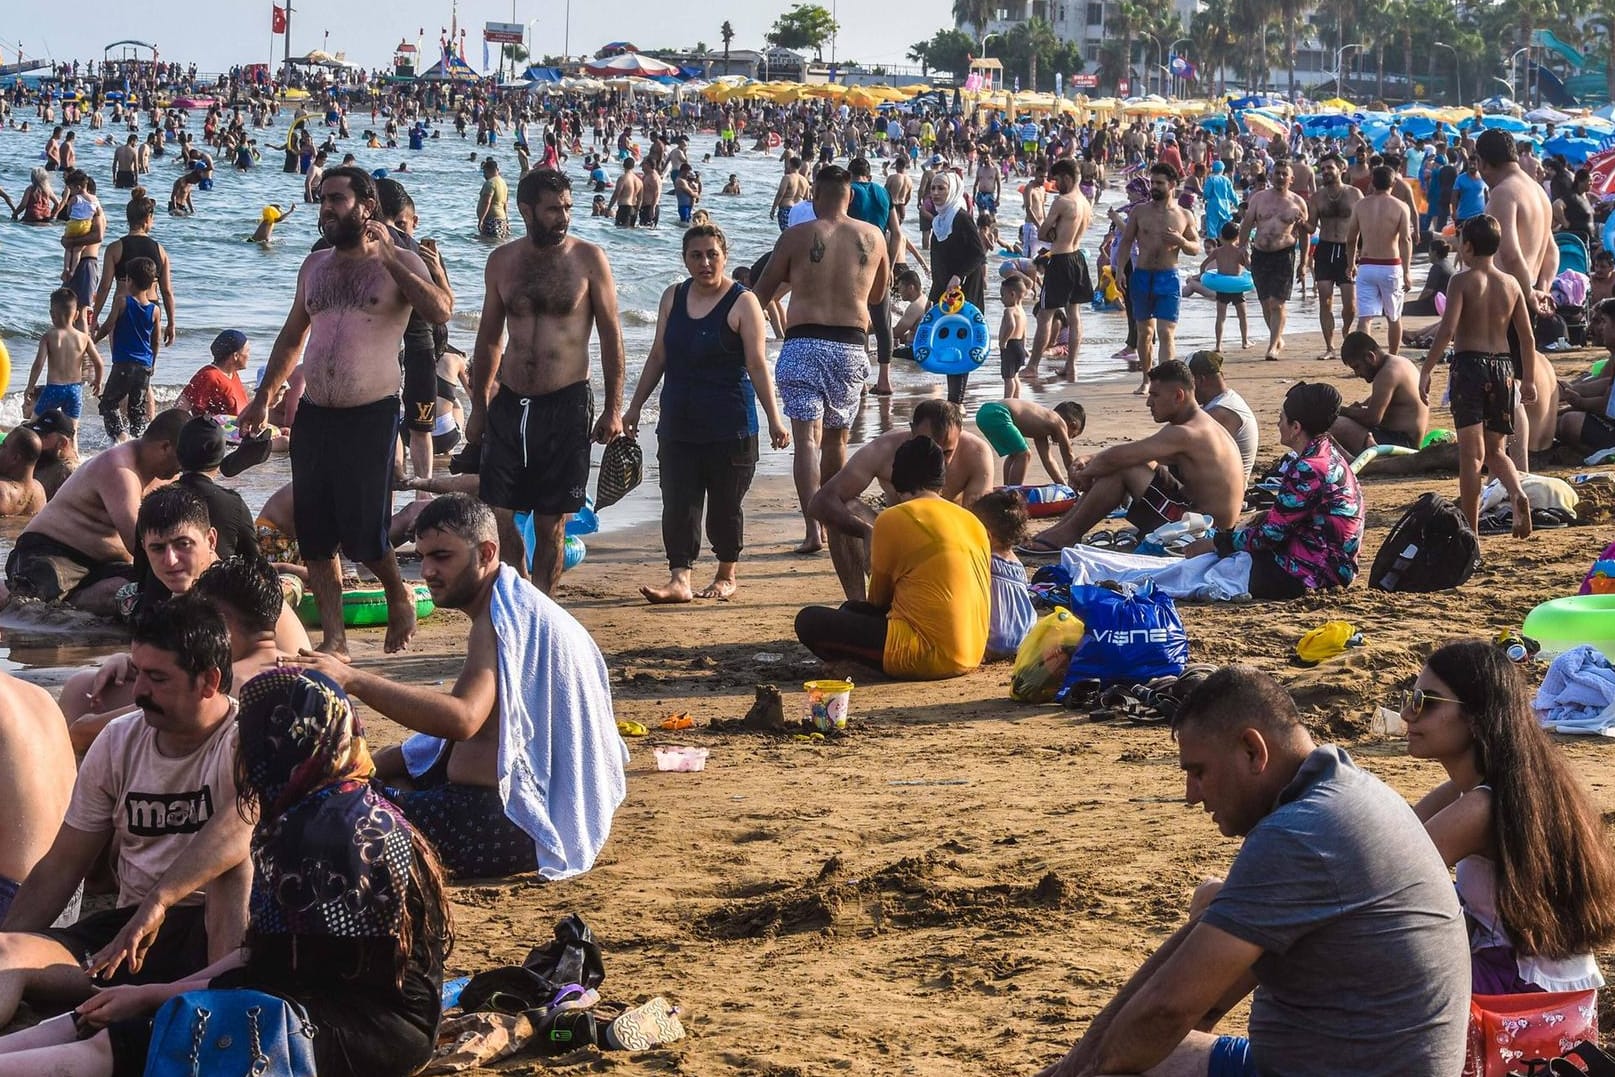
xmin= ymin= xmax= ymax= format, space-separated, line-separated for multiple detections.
xmin=0 ymin=668 xmax=452 ymax=1077
xmin=926 ymin=169 xmax=988 ymax=403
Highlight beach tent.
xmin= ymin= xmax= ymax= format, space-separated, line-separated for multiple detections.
xmin=417 ymin=54 xmax=480 ymax=82
xmin=523 ymin=66 xmax=564 ymax=83
xmin=584 ymin=52 xmax=679 ymax=78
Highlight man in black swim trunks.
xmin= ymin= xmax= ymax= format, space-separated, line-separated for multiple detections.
xmin=1238 ymin=159 xmax=1311 ymax=360
xmin=1309 ymin=154 xmax=1361 ymax=359
xmin=1027 ymin=157 xmax=1093 ymax=379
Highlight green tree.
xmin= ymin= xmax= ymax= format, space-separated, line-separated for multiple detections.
xmin=1191 ymin=0 xmax=1238 ymax=94
xmin=1588 ymin=0 xmax=1615 ymax=103
xmin=767 ymin=3 xmax=840 ymax=60
xmin=953 ymin=0 xmax=994 ymax=35
xmin=720 ymin=19 xmax=735 ymax=74
xmin=1005 ymin=16 xmax=1059 ymax=92
xmin=909 ymin=27 xmax=976 ymax=79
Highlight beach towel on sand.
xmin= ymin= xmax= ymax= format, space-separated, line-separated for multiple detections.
xmin=401 ymin=566 xmax=628 ymax=878
xmin=1061 ymin=545 xmax=1254 ymax=603
xmin=1534 ymin=645 xmax=1615 ymax=736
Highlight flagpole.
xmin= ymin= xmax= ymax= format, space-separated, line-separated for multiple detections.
xmin=283 ymin=1 xmax=293 ymax=82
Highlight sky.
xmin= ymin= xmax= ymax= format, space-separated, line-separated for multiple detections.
xmin=9 ymin=1 xmax=956 ymax=73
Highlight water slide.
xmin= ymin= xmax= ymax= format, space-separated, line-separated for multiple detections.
xmin=1534 ymin=29 xmax=1585 ymax=69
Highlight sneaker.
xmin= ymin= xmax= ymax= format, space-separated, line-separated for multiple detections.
xmin=1111 ymin=347 xmax=1135 ymax=360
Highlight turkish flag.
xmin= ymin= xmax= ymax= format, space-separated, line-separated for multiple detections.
xmin=271 ymin=5 xmax=287 ymax=33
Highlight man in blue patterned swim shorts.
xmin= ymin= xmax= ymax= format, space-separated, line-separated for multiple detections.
xmin=754 ymin=165 xmax=890 ymax=553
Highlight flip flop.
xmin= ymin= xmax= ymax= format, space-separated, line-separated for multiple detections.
xmin=1082 ymin=531 xmax=1117 ymax=550
xmin=1016 ymin=536 xmax=1066 ymax=557
xmin=1477 ymin=511 xmax=1514 ymax=536
xmin=602 ymin=997 xmax=685 ymax=1051
xmin=1531 ymin=507 xmax=1577 ymax=529
xmin=1112 ymin=529 xmax=1141 ymax=553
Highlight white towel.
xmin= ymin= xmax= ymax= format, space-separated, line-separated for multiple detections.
xmin=491 ymin=564 xmax=629 ymax=878
xmin=1061 ymin=546 xmax=1253 ymax=603
xmin=1534 ymin=645 xmax=1615 ymax=736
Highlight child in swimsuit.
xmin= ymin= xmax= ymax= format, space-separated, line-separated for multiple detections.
xmin=60 ymin=188 xmax=96 ymax=283
xmin=1000 ymin=274 xmax=1031 ymax=399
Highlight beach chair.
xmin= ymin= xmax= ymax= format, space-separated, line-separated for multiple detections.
xmin=1556 ymin=231 xmax=1590 ymax=276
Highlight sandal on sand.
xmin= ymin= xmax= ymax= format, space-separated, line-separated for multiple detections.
xmin=603 ymin=997 xmax=685 ymax=1051
xmin=1016 ymin=536 xmax=1066 ymax=557
xmin=1083 ymin=531 xmax=1117 ymax=550
xmin=1532 ymin=507 xmax=1577 ymax=529
xmin=1477 ymin=511 xmax=1514 ymax=536
xmin=1111 ymin=529 xmax=1141 ymax=553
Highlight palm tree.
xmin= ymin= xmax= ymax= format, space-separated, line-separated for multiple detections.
xmin=720 ymin=20 xmax=734 ymax=76
xmin=953 ymin=0 xmax=994 ymax=35
xmin=1012 ymin=16 xmax=1059 ymax=91
xmin=1274 ymin=0 xmax=1304 ymax=97
xmin=1589 ymin=0 xmax=1615 ymax=103
xmin=1191 ymin=0 xmax=1239 ymax=94
xmin=1138 ymin=10 xmax=1183 ymax=95
xmin=1106 ymin=0 xmax=1146 ymax=92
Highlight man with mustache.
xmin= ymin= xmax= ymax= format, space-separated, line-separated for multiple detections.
xmin=465 ymin=168 xmax=626 ymax=594
xmin=238 ymin=166 xmax=453 ymax=658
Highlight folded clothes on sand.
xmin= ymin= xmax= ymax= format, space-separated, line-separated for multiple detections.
xmin=1061 ymin=545 xmax=1253 ymax=603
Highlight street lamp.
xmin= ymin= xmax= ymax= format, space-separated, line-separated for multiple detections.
xmin=1140 ymin=32 xmax=1162 ymax=97
xmin=1333 ymin=42 xmax=1364 ymax=96
xmin=1507 ymin=45 xmax=1531 ymax=104
xmin=1432 ymin=40 xmax=1459 ymax=105
xmin=979 ymin=32 xmax=1000 ymax=91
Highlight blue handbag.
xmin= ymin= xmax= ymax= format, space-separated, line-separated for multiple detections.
xmin=143 ymin=989 xmax=316 ymax=1077
xmin=1054 ymin=582 xmax=1188 ymax=700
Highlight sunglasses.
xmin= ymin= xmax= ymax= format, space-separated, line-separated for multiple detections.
xmin=1398 ymin=688 xmax=1463 ymax=716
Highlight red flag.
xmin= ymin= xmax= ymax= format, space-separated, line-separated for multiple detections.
xmin=1589 ymin=146 xmax=1615 ymax=198
xmin=271 ymin=4 xmax=287 ymax=33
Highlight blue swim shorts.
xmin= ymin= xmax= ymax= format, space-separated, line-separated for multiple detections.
xmin=1130 ymin=267 xmax=1182 ymax=324
xmin=776 ymin=327 xmax=870 ymax=430
xmin=1208 ymin=1035 xmax=1257 ymax=1077
xmin=35 ymin=382 xmax=84 ymax=419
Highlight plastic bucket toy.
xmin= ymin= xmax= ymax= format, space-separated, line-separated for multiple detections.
xmin=803 ymin=679 xmax=853 ymax=731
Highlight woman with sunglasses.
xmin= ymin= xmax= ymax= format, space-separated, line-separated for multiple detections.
xmin=1405 ymin=640 xmax=1615 ymax=993
xmin=624 ymin=223 xmax=790 ymax=605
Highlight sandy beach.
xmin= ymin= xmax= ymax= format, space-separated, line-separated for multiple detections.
xmin=250 ymin=321 xmax=1615 ymax=1074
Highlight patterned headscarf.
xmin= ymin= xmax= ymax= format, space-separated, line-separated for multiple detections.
xmin=237 ymin=667 xmax=413 ymax=941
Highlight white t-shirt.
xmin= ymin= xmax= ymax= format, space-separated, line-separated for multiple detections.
xmin=64 ymin=705 xmax=239 ymax=908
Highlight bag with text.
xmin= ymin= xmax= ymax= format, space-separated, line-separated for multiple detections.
xmin=1055 ymin=583 xmax=1187 ymax=703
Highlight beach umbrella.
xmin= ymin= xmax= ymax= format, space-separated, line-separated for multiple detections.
xmin=1466 ymin=113 xmax=1531 ymax=133
xmin=1543 ymin=135 xmax=1607 ymax=165
xmin=583 ymin=52 xmax=679 ymax=78
xmin=1588 ymin=147 xmax=1615 ymax=197
xmin=1316 ymin=97 xmax=1356 ymax=111
xmin=1527 ymin=107 xmax=1572 ymax=123
xmin=1480 ymin=95 xmax=1520 ymax=115
xmin=1241 ymin=110 xmax=1287 ymax=138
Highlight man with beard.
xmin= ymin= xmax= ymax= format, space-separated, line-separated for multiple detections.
xmin=1237 ymin=159 xmax=1311 ymax=360
xmin=1024 ymin=157 xmax=1093 ymax=379
xmin=1309 ymin=154 xmax=1362 ymax=359
xmin=1117 ymin=162 xmax=1199 ymax=392
xmin=465 ymin=168 xmax=625 ymax=593
xmin=237 ymin=166 xmax=453 ymax=657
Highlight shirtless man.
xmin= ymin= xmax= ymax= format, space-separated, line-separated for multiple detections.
xmin=0 ymin=429 xmax=47 ymax=517
xmin=111 ymin=135 xmax=139 ymax=189
xmin=1478 ymin=128 xmax=1561 ymax=467
xmin=467 ymin=168 xmax=624 ymax=594
xmin=1 ymin=409 xmax=183 ymax=614
xmin=885 ymin=154 xmax=913 ymax=224
xmin=1119 ymin=162 xmax=1200 ymax=391
xmin=1021 ymin=160 xmax=1048 ymax=257
xmin=638 ymin=156 xmax=662 ymax=228
xmin=238 ymin=166 xmax=453 ymax=656
xmin=60 ymin=171 xmax=104 ymax=334
xmin=808 ymin=400 xmax=993 ymax=601
xmin=754 ymin=165 xmax=890 ymax=555
xmin=770 ymin=155 xmax=809 ymax=233
xmin=974 ymin=151 xmax=1001 ymax=216
xmin=1420 ymin=214 xmax=1536 ymax=539
xmin=0 ymin=671 xmax=74 ymax=922
xmin=607 ymin=157 xmax=641 ymax=228
xmin=1309 ymin=154 xmax=1362 ymax=359
xmin=974 ymin=397 xmax=1085 ymax=485
xmin=1025 ymin=360 xmax=1245 ymax=552
xmin=1331 ymin=331 xmax=1430 ymax=453
xmin=1025 ymin=158 xmax=1093 ymax=379
xmin=1346 ymin=165 xmax=1414 ymax=356
xmin=22 ymin=410 xmax=79 ymax=499
xmin=1237 ymin=159 xmax=1310 ymax=360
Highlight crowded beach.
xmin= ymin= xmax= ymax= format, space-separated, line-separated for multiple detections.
xmin=2 ymin=16 xmax=1615 ymax=1077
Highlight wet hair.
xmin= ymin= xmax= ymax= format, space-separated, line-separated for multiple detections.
xmin=130 ymin=592 xmax=233 ymax=691
xmin=125 ymin=256 xmax=157 ymax=290
xmin=126 ymin=187 xmax=156 ymax=225
xmin=1281 ymin=381 xmax=1342 ymax=437
xmin=1475 ymin=128 xmax=1519 ymax=167
xmin=1186 ymin=350 xmax=1224 ymax=377
xmin=415 ymin=492 xmax=497 ymax=546
xmin=137 ymin=482 xmax=211 ymax=542
xmin=911 ymin=399 xmax=964 ymax=434
xmin=892 ymin=436 xmax=947 ymax=494
xmin=971 ymin=488 xmax=1030 ymax=547
xmin=1340 ymin=331 xmax=1382 ymax=363
xmin=1220 ymin=221 xmax=1239 ymax=241
xmin=1462 ymin=213 xmax=1502 ymax=257
xmin=1147 ymin=358 xmax=1194 ymax=390
xmin=1172 ymin=664 xmax=1300 ymax=741
xmin=196 ymin=557 xmax=283 ymax=637
xmin=1148 ymin=161 xmax=1179 ymax=185
xmin=894 ymin=267 xmax=923 ymax=291
xmin=1425 ymin=640 xmax=1615 ymax=958
xmin=375 ymin=177 xmax=413 ymax=219
xmin=681 ymin=222 xmax=728 ymax=255
xmin=1370 ymin=165 xmax=1393 ymax=191
xmin=49 ymin=286 xmax=77 ymax=313
xmin=517 ymin=167 xmax=571 ymax=207
xmin=1049 ymin=157 xmax=1078 ymax=181
xmin=142 ymin=408 xmax=190 ymax=448
xmin=318 ymin=165 xmax=377 ymax=204
xmin=1053 ymin=401 xmax=1086 ymax=433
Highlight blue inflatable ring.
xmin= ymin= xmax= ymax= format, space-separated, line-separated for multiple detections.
xmin=912 ymin=300 xmax=991 ymax=376
xmin=1203 ymin=271 xmax=1254 ymax=296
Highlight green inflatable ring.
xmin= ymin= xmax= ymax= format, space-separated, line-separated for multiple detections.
xmin=1521 ymin=594 xmax=1615 ymax=660
xmin=296 ymin=583 xmax=436 ymax=629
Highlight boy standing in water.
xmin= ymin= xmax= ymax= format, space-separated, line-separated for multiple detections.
xmin=94 ymin=256 xmax=161 ymax=442
xmin=26 ymin=288 xmax=103 ymax=424
xmin=1420 ymin=214 xmax=1536 ymax=538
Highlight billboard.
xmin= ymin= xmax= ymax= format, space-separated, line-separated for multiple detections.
xmin=484 ymin=21 xmax=524 ymax=44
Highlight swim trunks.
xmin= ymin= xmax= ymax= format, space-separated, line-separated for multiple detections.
xmin=383 ymin=751 xmax=536 ymax=879
xmin=400 ymin=335 xmax=438 ymax=433
xmin=638 ymin=204 xmax=660 ymax=227
xmin=480 ymin=216 xmax=510 ymax=239
xmin=1355 ymin=260 xmax=1405 ymax=320
xmin=68 ymin=257 xmax=99 ymax=310
xmin=1129 ymin=268 xmax=1182 ymax=324
xmin=976 ymin=401 xmax=1029 ymax=457
xmin=1208 ymin=1035 xmax=1258 ymax=1077
xmin=290 ymin=396 xmax=399 ymax=564
xmin=1000 ymin=338 xmax=1028 ymax=380
xmin=615 ymin=204 xmax=637 ymax=228
xmin=4 ymin=530 xmax=136 ymax=602
xmin=1370 ymin=425 xmax=1417 ymax=449
xmin=1448 ymin=351 xmax=1517 ymax=435
xmin=1042 ymin=251 xmax=1085 ymax=309
xmin=1125 ymin=465 xmax=1191 ymax=535
xmin=256 ymin=517 xmax=301 ymax=565
xmin=36 ymin=904 xmax=209 ymax=988
xmin=1313 ymin=239 xmax=1350 ymax=284
xmin=975 ymin=190 xmax=998 ymax=215
xmin=777 ymin=204 xmax=793 ymax=232
xmin=1250 ymin=246 xmax=1296 ymax=303
xmin=35 ymin=382 xmax=84 ymax=419
xmin=479 ymin=381 xmax=594 ymax=516
xmin=775 ymin=326 xmax=870 ymax=430
xmin=676 ymin=198 xmax=693 ymax=223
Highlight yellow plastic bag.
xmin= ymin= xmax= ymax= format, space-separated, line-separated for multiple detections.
xmin=1011 ymin=607 xmax=1087 ymax=703
xmin=1295 ymin=620 xmax=1361 ymax=666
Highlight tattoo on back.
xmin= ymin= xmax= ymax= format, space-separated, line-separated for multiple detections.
xmin=856 ymin=234 xmax=872 ymax=266
xmin=810 ymin=234 xmax=826 ymax=263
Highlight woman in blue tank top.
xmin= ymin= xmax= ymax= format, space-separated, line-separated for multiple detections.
xmin=624 ymin=224 xmax=791 ymax=604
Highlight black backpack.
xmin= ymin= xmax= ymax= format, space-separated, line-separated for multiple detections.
xmin=1368 ymin=492 xmax=1481 ymax=592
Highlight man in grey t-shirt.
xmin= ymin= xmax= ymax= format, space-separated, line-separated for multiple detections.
xmin=1035 ymin=666 xmax=1469 ymax=1077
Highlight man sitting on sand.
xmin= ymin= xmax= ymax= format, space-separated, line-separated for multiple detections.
xmin=1330 ymin=331 xmax=1430 ymax=453
xmin=974 ymin=398 xmax=1085 ymax=486
xmin=1187 ymin=351 xmax=1259 ymax=478
xmin=1034 ymin=666 xmax=1470 ymax=1077
xmin=809 ymin=400 xmax=993 ymax=602
xmin=1 ymin=408 xmax=185 ymax=614
xmin=0 ymin=670 xmax=75 ymax=923
xmin=1023 ymin=361 xmax=1246 ymax=553
xmin=1557 ymin=298 xmax=1615 ymax=452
